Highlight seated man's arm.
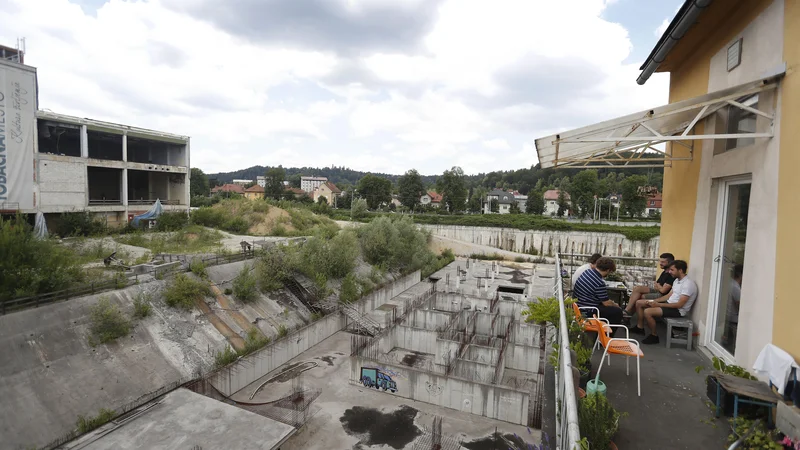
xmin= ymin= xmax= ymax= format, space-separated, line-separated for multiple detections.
xmin=656 ymin=282 xmax=673 ymax=295
xmin=594 ymin=280 xmax=618 ymax=307
xmin=661 ymin=295 xmax=689 ymax=308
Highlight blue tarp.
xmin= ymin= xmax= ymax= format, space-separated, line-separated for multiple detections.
xmin=131 ymin=199 xmax=163 ymax=228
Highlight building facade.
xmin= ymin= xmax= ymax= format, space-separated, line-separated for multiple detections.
xmin=300 ymin=176 xmax=327 ymax=193
xmin=1 ymin=59 xmax=190 ymax=228
xmin=311 ymin=181 xmax=341 ymax=205
xmin=535 ymin=0 xmax=800 ymax=368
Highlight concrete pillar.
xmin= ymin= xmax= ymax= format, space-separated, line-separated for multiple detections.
xmin=122 ymin=133 xmax=127 ymax=161
xmin=80 ymin=125 xmax=88 ymax=158
xmin=456 ymin=274 xmax=460 ymax=289
xmin=122 ymin=168 xmax=128 ymax=206
xmin=491 ymin=268 xmax=495 ymax=282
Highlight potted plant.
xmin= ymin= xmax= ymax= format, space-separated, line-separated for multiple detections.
xmin=578 ymin=393 xmax=622 ymax=450
xmin=571 ymin=340 xmax=593 ymax=389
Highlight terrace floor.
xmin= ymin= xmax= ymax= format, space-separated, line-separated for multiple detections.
xmin=589 ymin=322 xmax=733 ymax=450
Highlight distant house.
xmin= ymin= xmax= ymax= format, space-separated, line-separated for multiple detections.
xmin=543 ymin=189 xmax=570 ymax=216
xmin=244 ymin=184 xmax=264 ymax=200
xmin=484 ymin=189 xmax=516 ymax=214
xmin=420 ymin=191 xmax=442 ymax=208
xmin=256 ymin=176 xmax=266 ymax=188
xmin=232 ymin=179 xmax=252 ymax=186
xmin=512 ymin=191 xmax=528 ymax=213
xmin=312 ymin=181 xmax=342 ymax=206
xmin=284 ymin=187 xmax=308 ymax=200
xmin=645 ymin=192 xmax=662 ymax=216
xmin=211 ymin=184 xmax=245 ymax=195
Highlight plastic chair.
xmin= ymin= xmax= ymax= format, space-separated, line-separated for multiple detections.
xmin=595 ymin=322 xmax=644 ymax=396
xmin=571 ymin=302 xmax=609 ymax=355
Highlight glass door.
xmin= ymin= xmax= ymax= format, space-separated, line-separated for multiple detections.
xmin=707 ymin=179 xmax=750 ymax=359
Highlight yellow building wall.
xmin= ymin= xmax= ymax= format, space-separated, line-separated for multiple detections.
xmin=660 ymin=0 xmax=775 ymax=266
xmin=774 ymin=0 xmax=800 ymax=360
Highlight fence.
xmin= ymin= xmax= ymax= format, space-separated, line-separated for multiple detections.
xmin=0 ymin=274 xmax=139 ymax=315
xmin=554 ymin=254 xmax=581 ymax=449
xmin=560 ymin=252 xmax=659 ymax=286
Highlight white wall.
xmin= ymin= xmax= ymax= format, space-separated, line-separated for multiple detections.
xmin=351 ymin=357 xmax=530 ymax=425
xmin=37 ymin=159 xmax=86 ymax=208
xmin=393 ymin=326 xmax=439 ymax=355
xmin=422 ymin=225 xmax=659 ymax=258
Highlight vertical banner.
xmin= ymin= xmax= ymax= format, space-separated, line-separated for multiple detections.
xmin=0 ymin=62 xmax=36 ymax=210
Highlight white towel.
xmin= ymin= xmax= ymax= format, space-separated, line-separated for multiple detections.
xmin=752 ymin=343 xmax=800 ymax=395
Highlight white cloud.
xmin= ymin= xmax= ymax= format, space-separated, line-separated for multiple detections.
xmin=655 ymin=18 xmax=670 ymax=37
xmin=0 ymin=0 xmax=669 ymax=175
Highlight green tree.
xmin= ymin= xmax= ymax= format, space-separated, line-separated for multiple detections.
xmin=526 ymin=190 xmax=545 ymax=215
xmin=490 ymin=198 xmax=499 ymax=213
xmin=351 ymin=198 xmax=368 ymax=219
xmin=619 ymin=175 xmax=649 ymax=217
xmin=509 ymin=201 xmax=521 ymax=214
xmin=397 ymin=169 xmax=426 ymax=210
xmin=568 ymin=170 xmax=599 ymax=218
xmin=288 ymin=173 xmax=302 ymax=188
xmin=467 ymin=186 xmax=487 ymax=213
xmin=264 ymin=167 xmax=286 ymax=200
xmin=190 ymin=168 xmax=210 ymax=198
xmin=437 ymin=166 xmax=468 ymax=212
xmin=356 ymin=174 xmax=392 ymax=210
xmin=557 ymin=190 xmax=569 ymax=217
xmin=598 ymin=173 xmax=617 ymax=197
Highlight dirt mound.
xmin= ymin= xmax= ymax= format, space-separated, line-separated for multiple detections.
xmin=248 ymin=206 xmax=296 ymax=235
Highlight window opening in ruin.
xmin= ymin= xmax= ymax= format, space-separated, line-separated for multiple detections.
xmin=127 ymin=136 xmax=186 ymax=166
xmin=37 ymin=121 xmax=80 ymax=157
xmin=87 ymin=167 xmax=122 ymax=205
xmin=87 ymin=130 xmax=123 ymax=161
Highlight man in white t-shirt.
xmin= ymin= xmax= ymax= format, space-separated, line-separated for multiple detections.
xmin=572 ymin=253 xmax=602 ymax=286
xmin=630 ymin=260 xmax=697 ymax=345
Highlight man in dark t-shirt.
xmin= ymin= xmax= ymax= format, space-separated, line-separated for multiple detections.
xmin=623 ymin=253 xmax=676 ymax=318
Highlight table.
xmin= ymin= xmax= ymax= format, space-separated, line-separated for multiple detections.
xmin=605 ymin=281 xmax=630 ymax=308
xmin=710 ymin=372 xmax=783 ymax=426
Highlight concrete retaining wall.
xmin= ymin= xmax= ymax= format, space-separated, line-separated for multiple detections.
xmin=514 ymin=322 xmax=543 ymax=347
xmin=406 ymin=309 xmax=452 ymax=330
xmin=393 ymin=326 xmax=439 ymax=355
xmin=352 ymin=357 xmax=529 ymax=425
xmin=456 ymin=359 xmax=496 ymax=382
xmin=506 ymin=343 xmax=541 ymax=373
xmin=422 ymin=224 xmax=659 ymax=259
xmin=465 ymin=344 xmax=500 ymax=365
xmin=209 ymin=271 xmax=422 ymax=396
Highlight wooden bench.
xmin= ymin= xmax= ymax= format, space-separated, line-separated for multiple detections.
xmin=710 ymin=372 xmax=783 ymax=426
xmin=664 ymin=317 xmax=693 ymax=350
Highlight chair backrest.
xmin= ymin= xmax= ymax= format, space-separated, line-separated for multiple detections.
xmin=571 ymin=302 xmax=586 ymax=326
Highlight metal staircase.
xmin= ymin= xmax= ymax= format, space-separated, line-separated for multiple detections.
xmin=341 ymin=304 xmax=381 ymax=336
xmin=283 ymin=278 xmax=323 ymax=314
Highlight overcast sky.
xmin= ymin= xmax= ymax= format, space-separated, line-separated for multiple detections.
xmin=1 ymin=0 xmax=680 ymax=175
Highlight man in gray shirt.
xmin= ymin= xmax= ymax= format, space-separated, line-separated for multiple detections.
xmin=630 ymin=260 xmax=698 ymax=345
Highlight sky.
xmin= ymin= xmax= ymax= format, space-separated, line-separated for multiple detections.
xmin=1 ymin=0 xmax=682 ymax=175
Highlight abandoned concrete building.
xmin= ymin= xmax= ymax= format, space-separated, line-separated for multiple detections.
xmin=1 ymin=56 xmax=190 ymax=228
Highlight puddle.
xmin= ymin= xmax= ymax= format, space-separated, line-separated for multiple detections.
xmin=501 ymin=269 xmax=531 ymax=284
xmin=462 ymin=432 xmax=531 ymax=450
xmin=339 ymin=405 xmax=421 ymax=449
xmin=401 ymin=351 xmax=425 ymax=367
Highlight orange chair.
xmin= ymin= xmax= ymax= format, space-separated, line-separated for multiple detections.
xmin=595 ymin=322 xmax=644 ymax=396
xmin=571 ymin=302 xmax=609 ymax=355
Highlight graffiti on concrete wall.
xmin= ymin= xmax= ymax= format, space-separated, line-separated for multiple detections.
xmin=360 ymin=367 xmax=398 ymax=393
xmin=425 ymin=381 xmax=443 ymax=396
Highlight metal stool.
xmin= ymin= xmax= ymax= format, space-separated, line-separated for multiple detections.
xmin=665 ymin=317 xmax=693 ymax=350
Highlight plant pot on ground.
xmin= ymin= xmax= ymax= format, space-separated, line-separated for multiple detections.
xmin=578 ymin=392 xmax=622 ymax=450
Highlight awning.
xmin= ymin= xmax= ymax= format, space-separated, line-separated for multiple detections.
xmin=535 ymin=77 xmax=779 ymax=169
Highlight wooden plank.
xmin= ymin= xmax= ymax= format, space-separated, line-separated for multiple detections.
xmin=714 ymin=373 xmax=782 ymax=404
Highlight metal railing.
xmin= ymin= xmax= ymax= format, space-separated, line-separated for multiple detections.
xmin=554 ymin=253 xmax=581 ymax=449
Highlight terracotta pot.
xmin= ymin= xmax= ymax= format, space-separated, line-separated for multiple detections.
xmin=578 ymin=387 xmax=586 ymax=399
xmin=609 ymin=442 xmax=618 ymax=450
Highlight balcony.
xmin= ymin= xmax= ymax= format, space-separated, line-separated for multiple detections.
xmin=546 ymin=254 xmax=734 ymax=450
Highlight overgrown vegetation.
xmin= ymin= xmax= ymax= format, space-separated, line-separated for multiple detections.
xmin=115 ymin=225 xmax=224 ymax=254
xmin=214 ymin=346 xmax=239 ymax=368
xmin=163 ymin=274 xmax=210 ymax=309
xmin=240 ymin=327 xmax=271 ymax=357
xmin=189 ymin=260 xmax=208 ymax=279
xmin=76 ymin=408 xmax=116 ymax=434
xmin=254 ymin=244 xmax=298 ymax=292
xmin=57 ymin=212 xmax=110 ymax=237
xmin=155 ymin=211 xmax=189 ymax=231
xmin=88 ymin=297 xmax=132 ymax=345
xmin=299 ymin=230 xmax=359 ymax=278
xmin=232 ymin=265 xmax=258 ymax=302
xmin=0 ymin=216 xmax=84 ymax=301
xmin=339 ymin=272 xmax=360 ymax=304
xmin=190 ymin=197 xmax=338 ymax=236
xmin=578 ymin=393 xmax=623 ymax=450
xmin=132 ymin=291 xmax=152 ymax=319
xmin=277 ymin=324 xmax=288 ymax=338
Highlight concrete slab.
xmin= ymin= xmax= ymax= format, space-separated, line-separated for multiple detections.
xmin=234 ymin=331 xmax=541 ymax=449
xmin=0 ymin=282 xmax=226 ymax=449
xmin=66 ymin=388 xmax=295 ymax=450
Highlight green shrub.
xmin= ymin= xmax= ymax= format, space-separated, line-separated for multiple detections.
xmin=77 ymin=408 xmax=116 ymax=434
xmin=255 ymin=245 xmax=298 ymax=292
xmin=351 ymin=198 xmax=368 ymax=218
xmin=233 ymin=265 xmax=258 ymax=302
xmin=214 ymin=346 xmax=239 ymax=368
xmin=224 ymin=216 xmax=250 ymax=234
xmin=299 ymin=230 xmax=359 ymax=279
xmin=277 ymin=324 xmax=288 ymax=338
xmin=240 ymin=327 xmax=270 ymax=356
xmin=578 ymin=393 xmax=622 ymax=450
xmin=0 ymin=216 xmax=83 ymax=301
xmin=224 ymin=288 xmax=232 ymax=295
xmin=339 ymin=272 xmax=360 ymax=304
xmin=164 ymin=274 xmax=209 ymax=309
xmin=470 ymin=253 xmax=505 ymax=261
xmin=189 ymin=260 xmax=207 ymax=279
xmin=358 ymin=216 xmax=437 ymax=275
xmin=421 ymin=248 xmax=456 ymax=278
xmin=155 ymin=211 xmax=189 ymax=231
xmin=88 ymin=297 xmax=132 ymax=345
xmin=521 ymin=296 xmax=562 ymax=326
xmin=58 ymin=212 xmax=108 ymax=237
xmin=132 ymin=291 xmax=152 ymax=319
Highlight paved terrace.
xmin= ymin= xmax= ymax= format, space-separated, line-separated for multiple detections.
xmin=540 ymin=262 xmax=731 ymax=450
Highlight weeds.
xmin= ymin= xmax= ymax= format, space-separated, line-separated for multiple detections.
xmin=164 ymin=274 xmax=210 ymax=309
xmin=88 ymin=297 xmax=132 ymax=346
xmin=240 ymin=328 xmax=271 ymax=356
xmin=277 ymin=324 xmax=288 ymax=338
xmin=189 ymin=260 xmax=207 ymax=279
xmin=132 ymin=291 xmax=152 ymax=319
xmin=233 ymin=265 xmax=258 ymax=302
xmin=214 ymin=346 xmax=239 ymax=369
xmin=339 ymin=272 xmax=360 ymax=304
xmin=76 ymin=408 xmax=116 ymax=434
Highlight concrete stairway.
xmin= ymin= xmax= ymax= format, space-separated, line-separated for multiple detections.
xmin=341 ymin=304 xmax=381 ymax=336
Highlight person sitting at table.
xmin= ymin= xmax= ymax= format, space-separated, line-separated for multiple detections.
xmin=623 ymin=252 xmax=675 ymax=319
xmin=572 ymin=253 xmax=602 ymax=285
xmin=573 ymin=257 xmax=623 ymax=326
xmin=630 ymin=260 xmax=698 ymax=345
